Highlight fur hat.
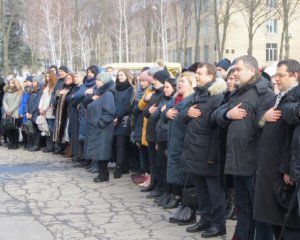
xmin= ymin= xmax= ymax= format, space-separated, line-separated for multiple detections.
xmin=25 ymin=75 xmax=33 ymax=82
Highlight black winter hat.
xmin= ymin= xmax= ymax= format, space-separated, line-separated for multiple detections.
xmin=165 ymin=77 xmax=177 ymax=90
xmin=87 ymin=65 xmax=99 ymax=77
xmin=216 ymin=58 xmax=231 ymax=71
xmin=49 ymin=65 xmax=58 ymax=74
xmin=59 ymin=65 xmax=69 ymax=74
xmin=153 ymin=70 xmax=170 ymax=84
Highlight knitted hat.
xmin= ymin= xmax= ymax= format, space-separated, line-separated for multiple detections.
xmin=153 ymin=70 xmax=170 ymax=84
xmin=165 ymin=77 xmax=177 ymax=90
xmin=32 ymin=75 xmax=44 ymax=85
xmin=139 ymin=70 xmax=150 ymax=82
xmin=96 ymin=72 xmax=113 ymax=85
xmin=59 ymin=65 xmax=69 ymax=74
xmin=25 ymin=75 xmax=33 ymax=82
xmin=148 ymin=65 xmax=163 ymax=76
xmin=216 ymin=58 xmax=231 ymax=71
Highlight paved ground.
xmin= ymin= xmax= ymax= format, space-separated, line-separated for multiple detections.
xmin=0 ymin=147 xmax=236 ymax=240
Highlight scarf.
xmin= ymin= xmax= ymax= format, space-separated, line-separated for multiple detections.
xmin=274 ymin=82 xmax=298 ymax=108
xmin=175 ymin=94 xmax=184 ymax=105
xmin=116 ymin=79 xmax=131 ymax=91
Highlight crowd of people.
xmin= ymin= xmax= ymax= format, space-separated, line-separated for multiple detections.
xmin=0 ymin=55 xmax=300 ymax=240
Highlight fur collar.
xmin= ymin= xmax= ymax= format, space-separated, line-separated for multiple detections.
xmin=208 ymin=78 xmax=227 ymax=96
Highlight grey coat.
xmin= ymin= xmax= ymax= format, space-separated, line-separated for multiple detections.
xmin=84 ymin=81 xmax=116 ymax=161
xmin=3 ymin=87 xmax=22 ymax=119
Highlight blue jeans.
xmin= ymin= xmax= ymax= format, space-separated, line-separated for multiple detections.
xmin=233 ymin=175 xmax=273 ymax=240
xmin=46 ymin=119 xmax=55 ymax=132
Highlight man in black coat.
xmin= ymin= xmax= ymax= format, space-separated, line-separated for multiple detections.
xmin=181 ymin=63 xmax=227 ymax=238
xmin=214 ymin=55 xmax=275 ymax=240
xmin=254 ymin=59 xmax=300 ymax=239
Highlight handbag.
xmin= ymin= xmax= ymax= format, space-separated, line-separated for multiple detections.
xmin=1 ymin=117 xmax=16 ymax=131
xmin=21 ymin=120 xmax=35 ymax=135
xmin=182 ymin=174 xmax=199 ymax=209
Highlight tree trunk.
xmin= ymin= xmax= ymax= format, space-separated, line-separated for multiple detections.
xmin=279 ymin=30 xmax=284 ymax=60
xmin=214 ymin=0 xmax=221 ymax=60
xmin=283 ymin=0 xmax=289 ymax=59
xmin=194 ymin=0 xmax=201 ymax=62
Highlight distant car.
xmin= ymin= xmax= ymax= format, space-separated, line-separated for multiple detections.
xmin=102 ymin=62 xmax=182 ymax=77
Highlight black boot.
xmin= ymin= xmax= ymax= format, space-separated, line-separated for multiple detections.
xmin=94 ymin=161 xmax=109 ymax=182
xmin=52 ymin=144 xmax=65 ymax=154
xmin=43 ymin=133 xmax=53 ymax=153
xmin=25 ymin=134 xmax=34 ymax=150
xmin=113 ymin=164 xmax=122 ymax=179
xmin=29 ymin=132 xmax=41 ymax=152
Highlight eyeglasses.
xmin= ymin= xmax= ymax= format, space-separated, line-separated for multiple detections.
xmin=275 ymin=73 xmax=292 ymax=78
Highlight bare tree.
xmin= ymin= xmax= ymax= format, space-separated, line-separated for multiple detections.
xmin=238 ymin=0 xmax=277 ymax=56
xmin=1 ymin=0 xmax=18 ymax=76
xmin=214 ymin=0 xmax=238 ymax=60
xmin=277 ymin=0 xmax=300 ymax=60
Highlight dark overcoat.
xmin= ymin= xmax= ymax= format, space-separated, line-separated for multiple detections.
xmin=254 ymin=85 xmax=300 ymax=228
xmin=181 ymin=80 xmax=226 ymax=176
xmin=84 ymin=81 xmax=116 ymax=161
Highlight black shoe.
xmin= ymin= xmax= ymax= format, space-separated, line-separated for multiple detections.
xmin=163 ymin=195 xmax=179 ymax=209
xmin=140 ymin=183 xmax=155 ymax=192
xmin=93 ymin=172 xmax=109 ymax=183
xmin=42 ymin=147 xmax=53 ymax=153
xmin=146 ymin=190 xmax=162 ymax=199
xmin=155 ymin=193 xmax=168 ymax=204
xmin=186 ymin=221 xmax=211 ymax=233
xmin=28 ymin=146 xmax=40 ymax=152
xmin=52 ymin=146 xmax=64 ymax=154
xmin=113 ymin=164 xmax=122 ymax=179
xmin=201 ymin=226 xmax=226 ymax=238
xmin=177 ymin=208 xmax=196 ymax=226
xmin=169 ymin=205 xmax=184 ymax=223
xmin=73 ymin=159 xmax=91 ymax=168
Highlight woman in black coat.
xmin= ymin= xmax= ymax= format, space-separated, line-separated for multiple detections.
xmin=26 ymin=76 xmax=43 ymax=151
xmin=83 ymin=72 xmax=116 ymax=182
xmin=113 ymin=69 xmax=134 ymax=178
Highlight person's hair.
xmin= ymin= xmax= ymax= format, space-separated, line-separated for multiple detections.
xmin=49 ymin=65 xmax=58 ymax=74
xmin=178 ymin=71 xmax=196 ymax=88
xmin=155 ymin=59 xmax=166 ymax=68
xmin=106 ymin=66 xmax=113 ymax=71
xmin=8 ymin=78 xmax=23 ymax=95
xmin=235 ymin=55 xmax=259 ymax=74
xmin=227 ymin=67 xmax=235 ymax=79
xmin=116 ymin=68 xmax=133 ymax=85
xmin=197 ymin=63 xmax=217 ymax=81
xmin=65 ymin=73 xmax=75 ymax=84
xmin=277 ymin=59 xmax=300 ymax=74
xmin=43 ymin=71 xmax=57 ymax=93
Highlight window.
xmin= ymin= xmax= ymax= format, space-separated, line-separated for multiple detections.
xmin=266 ymin=19 xmax=277 ymax=33
xmin=266 ymin=43 xmax=278 ymax=61
xmin=225 ymin=49 xmax=229 ymax=54
xmin=231 ymin=49 xmax=235 ymax=54
xmin=266 ymin=0 xmax=276 ymax=8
